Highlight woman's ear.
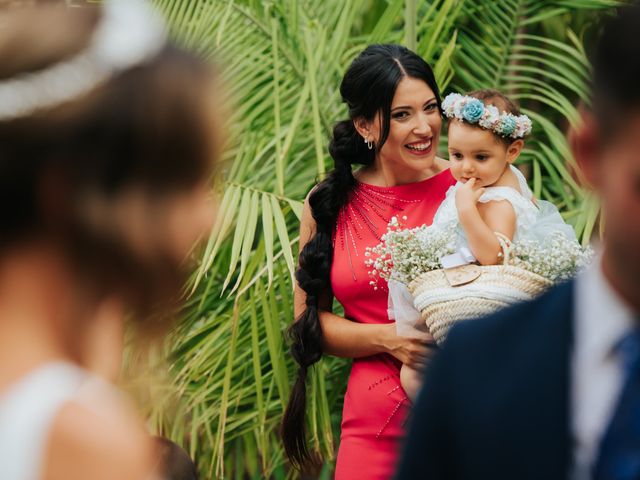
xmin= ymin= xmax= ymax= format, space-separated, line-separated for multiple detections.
xmin=353 ymin=117 xmax=374 ymax=143
xmin=506 ymin=139 xmax=524 ymax=164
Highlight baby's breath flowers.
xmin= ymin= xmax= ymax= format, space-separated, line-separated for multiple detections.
xmin=366 ymin=218 xmax=592 ymax=288
xmin=365 ymin=216 xmax=457 ymax=288
xmin=510 ymin=231 xmax=593 ymax=281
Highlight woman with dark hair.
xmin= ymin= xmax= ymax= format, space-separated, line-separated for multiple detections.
xmin=282 ymin=44 xmax=456 ymax=478
xmin=0 ymin=1 xmax=219 ymax=479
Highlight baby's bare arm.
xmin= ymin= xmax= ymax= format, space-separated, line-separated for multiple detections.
xmin=458 ymin=198 xmax=516 ymax=265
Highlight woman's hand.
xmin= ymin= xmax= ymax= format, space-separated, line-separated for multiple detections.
xmin=455 ymin=177 xmax=485 ymax=213
xmin=379 ymin=323 xmax=438 ymax=370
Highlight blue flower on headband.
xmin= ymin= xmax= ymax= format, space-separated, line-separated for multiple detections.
xmin=462 ymin=99 xmax=485 ymax=123
xmin=499 ymin=115 xmax=517 ymax=136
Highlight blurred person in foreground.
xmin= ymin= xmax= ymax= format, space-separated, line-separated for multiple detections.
xmin=0 ymin=1 xmax=220 ymax=479
xmin=397 ymin=4 xmax=640 ymax=480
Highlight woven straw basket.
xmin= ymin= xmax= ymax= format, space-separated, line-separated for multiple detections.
xmin=406 ymin=233 xmax=552 ymax=345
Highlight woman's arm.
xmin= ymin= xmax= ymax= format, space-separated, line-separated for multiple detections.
xmin=455 ymin=178 xmax=516 ymax=265
xmin=295 ymin=194 xmax=433 ymax=368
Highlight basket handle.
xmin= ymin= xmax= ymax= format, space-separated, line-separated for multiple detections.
xmin=494 ymin=232 xmax=513 ymax=266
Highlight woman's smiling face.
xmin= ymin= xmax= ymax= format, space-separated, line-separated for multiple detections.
xmin=360 ymin=76 xmax=442 ymax=179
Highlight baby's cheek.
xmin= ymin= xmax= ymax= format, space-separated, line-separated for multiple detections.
xmin=450 ymin=162 xmax=463 ymax=180
xmin=485 ymin=166 xmax=504 ymax=184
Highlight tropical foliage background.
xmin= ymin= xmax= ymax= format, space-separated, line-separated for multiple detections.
xmin=134 ymin=0 xmax=622 ymax=478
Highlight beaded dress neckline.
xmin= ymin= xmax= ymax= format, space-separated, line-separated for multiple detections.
xmin=335 ymin=170 xmax=451 ymax=282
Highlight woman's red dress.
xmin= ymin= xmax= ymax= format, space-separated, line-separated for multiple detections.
xmin=330 ymin=169 xmax=455 ymax=479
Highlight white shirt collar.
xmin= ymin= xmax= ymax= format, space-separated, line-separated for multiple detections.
xmin=575 ymin=255 xmax=637 ymax=364
xmin=572 ymin=255 xmax=639 ymax=479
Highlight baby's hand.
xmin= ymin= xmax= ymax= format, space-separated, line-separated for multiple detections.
xmin=455 ymin=177 xmax=485 ymax=212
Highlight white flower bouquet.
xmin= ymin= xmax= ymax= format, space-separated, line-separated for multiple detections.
xmin=366 ymin=217 xmax=457 ymax=288
xmin=367 ymin=217 xmax=592 ymax=343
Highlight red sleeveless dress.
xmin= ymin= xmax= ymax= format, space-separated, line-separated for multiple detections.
xmin=331 ymin=169 xmax=455 ymax=479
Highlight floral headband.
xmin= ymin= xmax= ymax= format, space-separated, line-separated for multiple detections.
xmin=441 ymin=93 xmax=532 ymax=139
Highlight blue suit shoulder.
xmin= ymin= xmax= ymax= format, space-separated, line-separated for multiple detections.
xmin=397 ymin=281 xmax=574 ymax=480
xmin=399 ymin=282 xmax=574 ymax=480
xmin=443 ymin=280 xmax=573 ymax=355
xmin=431 ymin=280 xmax=574 ymax=383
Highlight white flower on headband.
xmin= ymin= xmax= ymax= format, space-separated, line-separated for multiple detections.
xmin=442 ymin=93 xmax=532 ymax=139
xmin=514 ymin=115 xmax=533 ymax=138
xmin=479 ymin=104 xmax=500 ymax=130
xmin=442 ymin=93 xmax=463 ymax=118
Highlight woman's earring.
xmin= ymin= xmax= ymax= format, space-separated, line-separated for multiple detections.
xmin=365 ymin=138 xmax=373 ymax=150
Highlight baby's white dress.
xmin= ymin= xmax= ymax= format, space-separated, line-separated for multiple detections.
xmin=389 ymin=165 xmax=579 ymax=337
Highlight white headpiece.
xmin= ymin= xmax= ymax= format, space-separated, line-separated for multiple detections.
xmin=0 ymin=0 xmax=167 ymax=121
xmin=441 ymin=93 xmax=533 ymax=139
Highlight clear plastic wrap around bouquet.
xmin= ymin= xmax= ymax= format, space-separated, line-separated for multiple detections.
xmin=366 ymin=218 xmax=592 ymax=345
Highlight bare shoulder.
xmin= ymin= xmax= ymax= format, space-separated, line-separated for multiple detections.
xmin=43 ymin=401 xmax=155 ymax=480
xmin=300 ymin=185 xmax=321 ymax=245
xmin=477 ymin=199 xmax=517 ymax=238
xmin=477 ymin=198 xmax=516 ymax=217
xmin=434 ymin=156 xmax=450 ymax=172
xmin=303 ymin=182 xmax=325 ymax=210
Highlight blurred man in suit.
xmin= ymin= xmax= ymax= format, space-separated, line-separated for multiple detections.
xmin=397 ymin=4 xmax=640 ymax=480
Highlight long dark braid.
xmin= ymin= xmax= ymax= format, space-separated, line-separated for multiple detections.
xmin=281 ymin=44 xmax=442 ymax=470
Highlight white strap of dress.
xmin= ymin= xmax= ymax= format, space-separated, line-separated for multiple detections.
xmin=0 ymin=362 xmax=86 ymax=480
xmin=510 ymin=165 xmax=534 ymax=200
